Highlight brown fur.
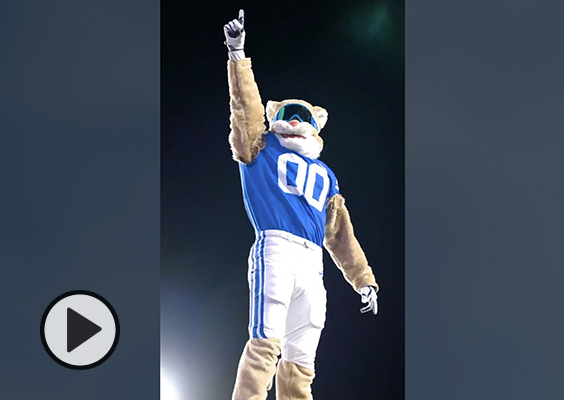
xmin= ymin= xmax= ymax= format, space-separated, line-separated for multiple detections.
xmin=275 ymin=360 xmax=315 ymax=400
xmin=232 ymin=338 xmax=282 ymax=400
xmin=227 ymin=58 xmax=267 ymax=164
xmin=324 ymin=194 xmax=379 ymax=293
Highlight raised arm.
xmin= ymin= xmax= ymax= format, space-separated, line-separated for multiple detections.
xmin=324 ymin=194 xmax=379 ymax=293
xmin=224 ymin=10 xmax=266 ymax=164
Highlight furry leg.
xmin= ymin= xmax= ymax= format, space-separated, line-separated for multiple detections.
xmin=232 ymin=338 xmax=281 ymax=400
xmin=275 ymin=359 xmax=316 ymax=400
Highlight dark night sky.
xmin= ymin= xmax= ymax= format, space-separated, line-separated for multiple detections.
xmin=161 ymin=1 xmax=404 ymax=399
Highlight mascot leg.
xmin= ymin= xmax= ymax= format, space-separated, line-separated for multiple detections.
xmin=232 ymin=337 xmax=281 ymax=400
xmin=275 ymin=359 xmax=315 ymax=400
xmin=276 ymin=255 xmax=326 ymax=400
xmin=233 ymin=234 xmax=294 ymax=400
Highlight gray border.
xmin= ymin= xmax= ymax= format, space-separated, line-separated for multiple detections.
xmin=407 ymin=0 xmax=564 ymax=398
xmin=0 ymin=1 xmax=160 ymax=398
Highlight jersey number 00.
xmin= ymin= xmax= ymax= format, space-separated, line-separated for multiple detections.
xmin=277 ymin=153 xmax=330 ymax=212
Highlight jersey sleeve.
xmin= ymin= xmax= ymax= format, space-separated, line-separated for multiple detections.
xmin=316 ymin=160 xmax=340 ymax=200
xmin=327 ymin=166 xmax=340 ymax=199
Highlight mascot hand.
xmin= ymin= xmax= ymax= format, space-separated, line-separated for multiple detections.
xmin=360 ymin=286 xmax=378 ymax=315
xmin=224 ymin=9 xmax=246 ymax=60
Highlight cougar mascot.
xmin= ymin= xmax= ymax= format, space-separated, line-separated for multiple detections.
xmin=224 ymin=10 xmax=379 ymax=400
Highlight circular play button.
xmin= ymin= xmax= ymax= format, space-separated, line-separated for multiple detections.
xmin=40 ymin=290 xmax=120 ymax=370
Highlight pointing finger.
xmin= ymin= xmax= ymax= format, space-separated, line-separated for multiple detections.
xmin=238 ymin=9 xmax=245 ymax=25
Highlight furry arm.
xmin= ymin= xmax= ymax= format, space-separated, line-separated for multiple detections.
xmin=227 ymin=58 xmax=266 ymax=164
xmin=324 ymin=194 xmax=379 ymax=293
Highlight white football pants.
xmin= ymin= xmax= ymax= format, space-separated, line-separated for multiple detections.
xmin=247 ymin=229 xmax=327 ymax=370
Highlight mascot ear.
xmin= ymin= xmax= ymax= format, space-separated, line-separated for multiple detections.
xmin=266 ymin=100 xmax=281 ymax=122
xmin=314 ymin=106 xmax=329 ymax=130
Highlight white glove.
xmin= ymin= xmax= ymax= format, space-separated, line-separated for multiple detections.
xmin=223 ymin=9 xmax=246 ymax=61
xmin=360 ymin=286 xmax=378 ymax=315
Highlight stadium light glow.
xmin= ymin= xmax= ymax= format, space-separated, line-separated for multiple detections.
xmin=161 ymin=370 xmax=180 ymax=400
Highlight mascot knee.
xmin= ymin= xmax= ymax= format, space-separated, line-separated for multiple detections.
xmin=281 ymin=351 xmax=315 ymax=370
xmin=281 ymin=344 xmax=318 ymax=372
xmin=242 ymin=337 xmax=282 ymax=363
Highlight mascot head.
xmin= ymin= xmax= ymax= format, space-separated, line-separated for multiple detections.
xmin=266 ymin=99 xmax=328 ymax=160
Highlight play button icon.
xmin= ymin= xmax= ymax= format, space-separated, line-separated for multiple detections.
xmin=40 ymin=290 xmax=120 ymax=369
xmin=67 ymin=307 xmax=102 ymax=352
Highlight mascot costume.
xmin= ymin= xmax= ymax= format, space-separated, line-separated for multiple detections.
xmin=224 ymin=10 xmax=379 ymax=400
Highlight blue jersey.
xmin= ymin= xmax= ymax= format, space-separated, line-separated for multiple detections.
xmin=239 ymin=132 xmax=340 ymax=246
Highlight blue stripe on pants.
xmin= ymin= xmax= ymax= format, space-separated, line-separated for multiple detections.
xmin=248 ymin=237 xmax=258 ymax=336
xmin=251 ymin=233 xmax=265 ymax=339
xmin=254 ymin=234 xmax=265 ymax=338
xmin=259 ymin=235 xmax=267 ymax=338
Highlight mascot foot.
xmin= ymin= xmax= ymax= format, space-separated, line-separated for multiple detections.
xmin=275 ymin=359 xmax=315 ymax=400
xmin=232 ymin=338 xmax=281 ymax=400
